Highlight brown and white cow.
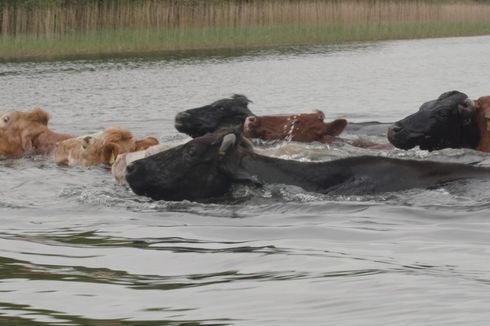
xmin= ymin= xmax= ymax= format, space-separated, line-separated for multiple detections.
xmin=0 ymin=108 xmax=73 ymax=157
xmin=111 ymin=143 xmax=174 ymax=185
xmin=243 ymin=110 xmax=347 ymax=143
xmin=54 ymin=127 xmax=159 ymax=166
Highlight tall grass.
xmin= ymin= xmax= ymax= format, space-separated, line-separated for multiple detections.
xmin=2 ymin=0 xmax=490 ymax=61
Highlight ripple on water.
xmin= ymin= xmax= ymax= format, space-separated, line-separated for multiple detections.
xmin=2 ymin=37 xmax=490 ymax=325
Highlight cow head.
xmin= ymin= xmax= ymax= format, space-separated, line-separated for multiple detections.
xmin=54 ymin=127 xmax=138 ymax=166
xmin=174 ymin=94 xmax=254 ymax=138
xmin=126 ymin=129 xmax=253 ymax=201
xmin=0 ymin=108 xmax=51 ymax=157
xmin=387 ymin=91 xmax=480 ymax=151
xmin=243 ymin=110 xmax=347 ymax=142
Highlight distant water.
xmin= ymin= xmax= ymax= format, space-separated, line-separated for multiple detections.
xmin=1 ymin=36 xmax=490 ymax=325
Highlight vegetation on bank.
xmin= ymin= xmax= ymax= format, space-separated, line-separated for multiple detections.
xmin=1 ymin=0 xmax=490 ymax=61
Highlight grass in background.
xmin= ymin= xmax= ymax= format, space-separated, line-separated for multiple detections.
xmin=1 ymin=0 xmax=490 ymax=61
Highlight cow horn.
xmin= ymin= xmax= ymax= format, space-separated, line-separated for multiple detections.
xmin=219 ymin=133 xmax=236 ymax=156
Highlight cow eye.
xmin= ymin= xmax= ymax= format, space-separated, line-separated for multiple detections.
xmin=435 ymin=111 xmax=448 ymax=119
xmin=185 ymin=145 xmax=199 ymax=158
xmin=2 ymin=116 xmax=9 ymax=124
xmin=185 ymin=144 xmax=208 ymax=160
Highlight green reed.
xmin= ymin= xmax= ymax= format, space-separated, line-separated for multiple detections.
xmin=1 ymin=0 xmax=490 ymax=61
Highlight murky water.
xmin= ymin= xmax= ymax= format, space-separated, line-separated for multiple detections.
xmin=1 ymin=36 xmax=490 ymax=325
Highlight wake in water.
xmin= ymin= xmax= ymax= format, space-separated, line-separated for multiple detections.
xmin=2 ymin=137 xmax=490 ymax=214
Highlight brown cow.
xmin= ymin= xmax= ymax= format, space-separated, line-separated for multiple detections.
xmin=474 ymin=96 xmax=490 ymax=152
xmin=0 ymin=108 xmax=73 ymax=157
xmin=54 ymin=127 xmax=159 ymax=166
xmin=243 ymin=110 xmax=347 ymax=142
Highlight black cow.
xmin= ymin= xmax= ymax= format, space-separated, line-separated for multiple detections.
xmin=174 ymin=94 xmax=254 ymax=138
xmin=387 ymin=91 xmax=480 ymax=151
xmin=126 ymin=129 xmax=490 ymax=201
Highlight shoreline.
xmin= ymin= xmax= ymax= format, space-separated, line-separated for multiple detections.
xmin=2 ymin=0 xmax=490 ymax=62
xmin=2 ymin=23 xmax=490 ymax=63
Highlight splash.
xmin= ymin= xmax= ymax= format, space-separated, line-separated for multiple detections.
xmin=285 ymin=115 xmax=298 ymax=142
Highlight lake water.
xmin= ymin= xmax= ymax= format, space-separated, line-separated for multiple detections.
xmin=1 ymin=36 xmax=490 ymax=325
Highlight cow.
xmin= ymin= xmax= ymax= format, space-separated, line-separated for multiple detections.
xmin=387 ymin=91 xmax=480 ymax=151
xmin=111 ymin=143 xmax=173 ymax=185
xmin=54 ymin=127 xmax=159 ymax=166
xmin=243 ymin=110 xmax=348 ymax=142
xmin=174 ymin=94 xmax=254 ymax=138
xmin=0 ymin=108 xmax=73 ymax=157
xmin=125 ymin=129 xmax=490 ymax=201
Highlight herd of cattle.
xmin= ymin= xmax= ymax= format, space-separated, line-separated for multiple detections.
xmin=1 ymin=90 xmax=490 ymax=201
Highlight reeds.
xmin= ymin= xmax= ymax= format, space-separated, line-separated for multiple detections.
xmin=1 ymin=0 xmax=490 ymax=61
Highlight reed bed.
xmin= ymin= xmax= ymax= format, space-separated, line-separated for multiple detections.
xmin=1 ymin=0 xmax=490 ymax=61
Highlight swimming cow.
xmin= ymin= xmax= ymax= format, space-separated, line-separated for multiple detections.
xmin=174 ymin=94 xmax=254 ymax=138
xmin=243 ymin=110 xmax=348 ymax=142
xmin=54 ymin=127 xmax=159 ymax=166
xmin=387 ymin=91 xmax=480 ymax=151
xmin=125 ymin=129 xmax=490 ymax=201
xmin=243 ymin=110 xmax=391 ymax=149
xmin=0 ymin=108 xmax=73 ymax=157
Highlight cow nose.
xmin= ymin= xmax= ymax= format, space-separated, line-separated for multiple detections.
xmin=387 ymin=124 xmax=403 ymax=140
xmin=175 ymin=112 xmax=191 ymax=132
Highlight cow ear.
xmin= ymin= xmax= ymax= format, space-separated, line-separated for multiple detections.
xmin=135 ymin=137 xmax=159 ymax=151
xmin=325 ymin=119 xmax=347 ymax=136
xmin=315 ymin=110 xmax=325 ymax=120
xmin=0 ymin=113 xmax=10 ymax=127
xmin=438 ymin=90 xmax=462 ymax=100
xmin=29 ymin=108 xmax=50 ymax=125
xmin=457 ymin=103 xmax=475 ymax=119
xmin=101 ymin=143 xmax=121 ymax=165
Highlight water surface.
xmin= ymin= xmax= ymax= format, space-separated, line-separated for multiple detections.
xmin=1 ymin=36 xmax=490 ymax=325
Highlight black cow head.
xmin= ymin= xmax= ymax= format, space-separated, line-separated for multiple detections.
xmin=387 ymin=91 xmax=480 ymax=151
xmin=125 ymin=129 xmax=252 ymax=201
xmin=174 ymin=94 xmax=254 ymax=138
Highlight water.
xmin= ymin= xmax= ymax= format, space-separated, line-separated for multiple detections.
xmin=1 ymin=36 xmax=490 ymax=325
